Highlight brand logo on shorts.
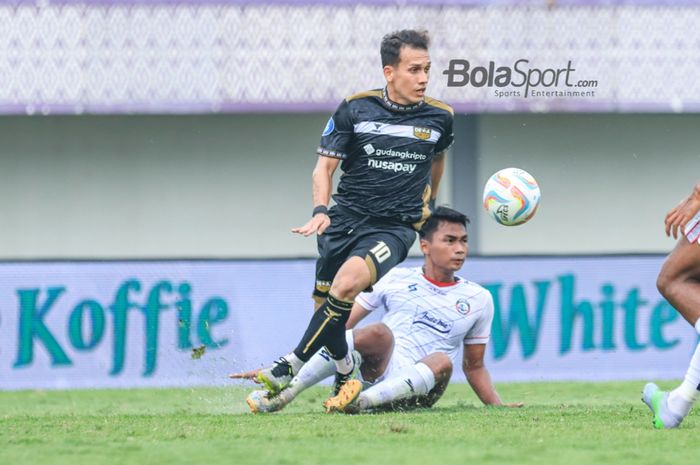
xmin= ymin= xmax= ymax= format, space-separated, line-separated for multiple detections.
xmin=413 ymin=127 xmax=432 ymax=140
xmin=455 ymin=298 xmax=471 ymax=315
xmin=315 ymin=280 xmax=332 ymax=294
xmin=363 ymin=143 xmax=375 ymax=155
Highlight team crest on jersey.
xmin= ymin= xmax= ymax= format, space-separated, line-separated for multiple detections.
xmin=322 ymin=117 xmax=335 ymax=137
xmin=413 ymin=127 xmax=432 ymax=140
xmin=455 ymin=298 xmax=471 ymax=315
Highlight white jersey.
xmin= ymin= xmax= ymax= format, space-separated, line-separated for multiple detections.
xmin=685 ymin=209 xmax=700 ymax=244
xmin=356 ymin=266 xmax=494 ymax=366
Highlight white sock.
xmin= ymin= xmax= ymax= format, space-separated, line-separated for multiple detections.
xmin=282 ymin=352 xmax=304 ymax=375
xmin=333 ymin=330 xmax=356 ymax=375
xmin=668 ymin=320 xmax=700 ymax=417
xmin=282 ymin=332 xmax=354 ymax=402
xmin=358 ymin=362 xmax=435 ymax=410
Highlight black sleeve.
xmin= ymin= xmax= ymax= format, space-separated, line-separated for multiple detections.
xmin=317 ymin=99 xmax=354 ymax=160
xmin=435 ymin=112 xmax=454 ymax=154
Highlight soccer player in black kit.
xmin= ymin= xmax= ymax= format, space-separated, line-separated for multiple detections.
xmin=255 ymin=29 xmax=455 ymax=410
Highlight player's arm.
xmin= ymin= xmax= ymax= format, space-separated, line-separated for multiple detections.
xmin=462 ymin=343 xmax=523 ymax=407
xmin=291 ymin=155 xmax=340 ymax=237
xmin=429 ymin=151 xmax=447 ymax=208
xmin=665 ymin=180 xmax=700 ymax=239
xmin=346 ymin=301 xmax=371 ymax=329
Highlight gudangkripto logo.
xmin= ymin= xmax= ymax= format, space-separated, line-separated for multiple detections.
xmin=10 ymin=280 xmax=229 ymax=376
xmin=374 ymin=148 xmax=427 ymax=160
xmin=367 ymin=159 xmax=416 ymax=173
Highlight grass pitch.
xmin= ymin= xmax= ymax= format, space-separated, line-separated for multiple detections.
xmin=0 ymin=381 xmax=692 ymax=465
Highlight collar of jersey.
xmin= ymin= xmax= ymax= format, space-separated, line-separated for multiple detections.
xmin=381 ymin=87 xmax=425 ymax=112
xmin=422 ymin=273 xmax=460 ymax=288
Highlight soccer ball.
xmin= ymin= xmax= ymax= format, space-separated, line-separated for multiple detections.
xmin=482 ymin=167 xmax=541 ymax=226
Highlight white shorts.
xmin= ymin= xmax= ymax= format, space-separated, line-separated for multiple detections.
xmin=364 ymin=349 xmax=416 ymax=385
xmin=685 ymin=210 xmax=700 ymax=244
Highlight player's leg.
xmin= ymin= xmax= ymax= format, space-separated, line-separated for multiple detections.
xmin=247 ymin=332 xmax=360 ymax=413
xmin=280 ymin=324 xmax=392 ymax=408
xmin=353 ymin=323 xmax=394 ymax=383
xmin=643 ymin=235 xmax=700 ymax=428
xmin=327 ymin=352 xmax=453 ymax=413
xmin=255 ymin=223 xmax=352 ymax=394
xmin=250 ymin=325 xmax=393 ymax=414
xmin=322 ymin=230 xmax=414 ymax=399
xmin=358 ymin=353 xmax=452 ymax=411
xmin=257 ymin=224 xmax=412 ymax=396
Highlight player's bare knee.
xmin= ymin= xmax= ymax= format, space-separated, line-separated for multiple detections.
xmin=435 ymin=353 xmax=453 ymax=379
xmin=330 ymin=258 xmax=371 ymax=300
xmin=421 ymin=352 xmax=452 ymax=381
xmin=369 ymin=322 xmax=392 ymax=344
xmin=657 ymin=259 xmax=683 ymax=302
xmin=355 ymin=323 xmax=393 ymax=356
xmin=657 ymin=260 xmax=673 ymax=295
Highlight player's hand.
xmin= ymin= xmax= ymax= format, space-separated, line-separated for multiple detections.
xmin=503 ymin=402 xmax=524 ymax=408
xmin=228 ymin=368 xmax=261 ymax=381
xmin=292 ymin=213 xmax=331 ymax=237
xmin=665 ymin=192 xmax=700 ymax=239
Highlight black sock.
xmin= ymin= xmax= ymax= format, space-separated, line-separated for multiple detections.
xmin=293 ymin=293 xmax=353 ymax=361
xmin=324 ymin=324 xmax=349 ymax=362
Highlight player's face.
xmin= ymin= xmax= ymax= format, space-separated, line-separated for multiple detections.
xmin=422 ymin=221 xmax=468 ymax=272
xmin=384 ymin=46 xmax=430 ymax=105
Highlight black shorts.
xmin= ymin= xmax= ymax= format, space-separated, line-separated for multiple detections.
xmin=313 ymin=206 xmax=416 ymax=302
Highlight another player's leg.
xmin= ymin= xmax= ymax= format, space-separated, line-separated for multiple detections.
xmin=276 ymin=334 xmax=362 ymax=412
xmin=327 ymin=352 xmax=452 ymax=413
xmin=248 ymin=347 xmax=338 ymax=413
xmin=255 ymin=244 xmax=350 ymax=394
xmin=353 ymin=323 xmax=394 ymax=383
xmin=643 ymin=236 xmax=700 ymax=428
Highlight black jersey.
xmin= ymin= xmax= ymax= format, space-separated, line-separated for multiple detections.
xmin=317 ymin=87 xmax=454 ymax=229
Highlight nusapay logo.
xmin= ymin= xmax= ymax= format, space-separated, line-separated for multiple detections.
xmin=442 ymin=59 xmax=598 ymax=98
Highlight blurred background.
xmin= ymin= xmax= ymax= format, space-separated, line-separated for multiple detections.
xmin=1 ymin=0 xmax=698 ymax=389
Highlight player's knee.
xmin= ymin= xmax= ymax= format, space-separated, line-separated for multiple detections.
xmin=355 ymin=323 xmax=393 ymax=355
xmin=330 ymin=266 xmax=370 ymax=300
xmin=657 ymin=260 xmax=681 ymax=301
xmin=368 ymin=323 xmax=393 ymax=352
xmin=423 ymin=352 xmax=452 ymax=381
xmin=433 ymin=353 xmax=453 ymax=380
xmin=330 ymin=257 xmax=371 ymax=300
xmin=329 ymin=278 xmax=361 ymax=301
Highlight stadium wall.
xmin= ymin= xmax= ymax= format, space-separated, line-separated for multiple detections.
xmin=0 ymin=113 xmax=695 ymax=259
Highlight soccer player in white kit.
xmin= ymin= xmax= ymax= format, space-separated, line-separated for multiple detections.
xmin=643 ymin=181 xmax=700 ymax=428
xmin=235 ymin=207 xmax=522 ymax=413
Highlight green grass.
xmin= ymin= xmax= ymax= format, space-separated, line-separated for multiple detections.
xmin=0 ymin=381 xmax=693 ymax=465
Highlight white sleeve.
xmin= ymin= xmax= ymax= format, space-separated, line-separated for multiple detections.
xmin=463 ymin=291 xmax=494 ymax=345
xmin=354 ymin=269 xmax=394 ymax=311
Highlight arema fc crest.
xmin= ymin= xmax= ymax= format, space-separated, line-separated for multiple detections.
xmin=455 ymin=298 xmax=471 ymax=315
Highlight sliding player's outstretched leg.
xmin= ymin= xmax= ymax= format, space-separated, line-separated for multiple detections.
xmin=255 ymin=293 xmax=351 ymax=394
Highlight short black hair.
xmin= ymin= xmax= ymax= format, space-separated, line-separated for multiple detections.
xmin=380 ymin=29 xmax=430 ymax=67
xmin=419 ymin=206 xmax=470 ymax=241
